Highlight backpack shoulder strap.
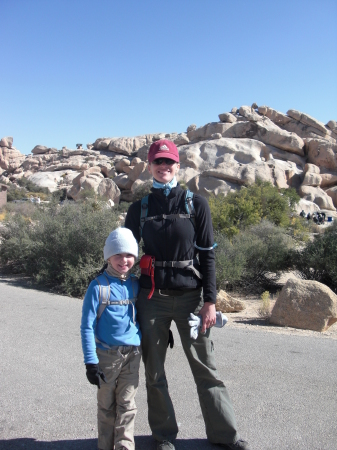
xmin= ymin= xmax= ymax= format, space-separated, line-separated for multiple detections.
xmin=95 ymin=274 xmax=111 ymax=320
xmin=139 ymin=195 xmax=149 ymax=238
xmin=186 ymin=190 xmax=218 ymax=251
xmin=185 ymin=189 xmax=196 ymax=229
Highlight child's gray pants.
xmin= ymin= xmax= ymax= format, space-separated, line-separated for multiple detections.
xmin=96 ymin=345 xmax=141 ymax=450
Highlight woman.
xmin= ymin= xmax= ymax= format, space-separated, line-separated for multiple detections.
xmin=125 ymin=139 xmax=250 ymax=450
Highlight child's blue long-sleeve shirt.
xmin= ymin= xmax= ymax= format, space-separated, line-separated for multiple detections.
xmin=80 ymin=272 xmax=142 ymax=364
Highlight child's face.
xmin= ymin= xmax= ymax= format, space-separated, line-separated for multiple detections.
xmin=108 ymin=253 xmax=135 ymax=274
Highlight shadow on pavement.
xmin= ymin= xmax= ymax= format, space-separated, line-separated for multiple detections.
xmin=0 ymin=436 xmax=215 ymax=449
xmin=0 ymin=438 xmax=97 ymax=450
xmin=0 ymin=274 xmax=71 ymax=296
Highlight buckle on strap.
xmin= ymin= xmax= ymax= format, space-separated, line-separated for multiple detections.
xmin=162 ymin=261 xmax=174 ymax=268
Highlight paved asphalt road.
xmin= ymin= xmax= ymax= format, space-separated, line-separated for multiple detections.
xmin=0 ymin=277 xmax=336 ymax=450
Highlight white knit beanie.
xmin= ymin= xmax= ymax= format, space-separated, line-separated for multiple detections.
xmin=103 ymin=228 xmax=139 ymax=260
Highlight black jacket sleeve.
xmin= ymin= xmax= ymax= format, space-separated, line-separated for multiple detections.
xmin=194 ymin=194 xmax=217 ymax=304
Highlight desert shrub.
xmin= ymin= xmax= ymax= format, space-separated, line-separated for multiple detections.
xmin=214 ymin=230 xmax=247 ymax=290
xmin=132 ymin=181 xmax=152 ymax=202
xmin=214 ymin=220 xmax=294 ymax=291
xmin=258 ymin=291 xmax=271 ymax=318
xmin=7 ymin=177 xmax=50 ymax=202
xmin=4 ymin=201 xmax=38 ymax=217
xmin=209 ymin=180 xmax=300 ymax=238
xmin=76 ymin=187 xmax=97 ymax=200
xmin=293 ymin=221 xmax=337 ymax=290
xmin=16 ymin=176 xmax=49 ymax=195
xmin=51 ymin=188 xmax=68 ymax=202
xmin=0 ymin=202 xmax=121 ymax=296
xmin=287 ymin=215 xmax=313 ymax=242
xmin=7 ymin=185 xmax=28 ymax=202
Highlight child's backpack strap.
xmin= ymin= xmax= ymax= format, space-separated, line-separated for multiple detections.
xmin=95 ymin=274 xmax=111 ymax=320
xmin=95 ymin=274 xmax=138 ymax=324
xmin=94 ymin=273 xmax=138 ymax=349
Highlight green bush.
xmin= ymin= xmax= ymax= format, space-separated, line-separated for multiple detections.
xmin=0 ymin=202 xmax=121 ymax=296
xmin=131 ymin=181 xmax=152 ymax=202
xmin=4 ymin=201 xmax=37 ymax=217
xmin=215 ymin=220 xmax=294 ymax=291
xmin=7 ymin=177 xmax=50 ymax=202
xmin=209 ymin=180 xmax=300 ymax=238
xmin=293 ymin=221 xmax=337 ymax=290
xmin=7 ymin=186 xmax=28 ymax=202
xmin=17 ymin=177 xmax=49 ymax=194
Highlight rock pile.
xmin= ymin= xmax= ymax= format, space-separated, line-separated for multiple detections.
xmin=1 ymin=104 xmax=336 ymax=212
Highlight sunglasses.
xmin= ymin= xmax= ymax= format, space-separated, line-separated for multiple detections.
xmin=152 ymin=158 xmax=177 ymax=166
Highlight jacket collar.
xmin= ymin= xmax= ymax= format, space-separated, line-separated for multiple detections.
xmin=151 ymin=183 xmax=182 ymax=200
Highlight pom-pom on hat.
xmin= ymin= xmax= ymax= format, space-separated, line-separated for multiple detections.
xmin=148 ymin=139 xmax=179 ymax=163
xmin=103 ymin=228 xmax=139 ymax=260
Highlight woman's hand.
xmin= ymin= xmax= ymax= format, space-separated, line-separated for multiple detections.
xmin=199 ymin=302 xmax=216 ymax=333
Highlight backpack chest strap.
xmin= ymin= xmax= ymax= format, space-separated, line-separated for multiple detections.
xmin=141 ymin=213 xmax=194 ymax=223
xmin=154 ymin=258 xmax=203 ymax=279
xmin=106 ymin=298 xmax=136 ymax=306
xmin=96 ymin=276 xmax=137 ymax=324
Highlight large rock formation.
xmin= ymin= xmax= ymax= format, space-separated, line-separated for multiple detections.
xmin=270 ymin=279 xmax=337 ymax=332
xmin=1 ymin=104 xmax=336 ymax=215
xmin=0 ymin=137 xmax=26 ymax=173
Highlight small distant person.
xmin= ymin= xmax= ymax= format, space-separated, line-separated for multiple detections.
xmin=299 ymin=210 xmax=306 ymax=218
xmin=307 ymin=212 xmax=311 ymax=220
xmin=81 ymin=227 xmax=142 ymax=450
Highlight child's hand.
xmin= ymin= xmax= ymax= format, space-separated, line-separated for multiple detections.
xmin=85 ymin=364 xmax=107 ymax=388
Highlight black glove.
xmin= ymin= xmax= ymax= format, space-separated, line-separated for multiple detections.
xmin=85 ymin=364 xmax=107 ymax=389
xmin=167 ymin=329 xmax=174 ymax=349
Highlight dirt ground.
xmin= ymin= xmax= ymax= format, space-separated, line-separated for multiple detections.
xmin=225 ymin=291 xmax=337 ymax=340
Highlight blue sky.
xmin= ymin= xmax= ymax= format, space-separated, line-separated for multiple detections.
xmin=1 ymin=0 xmax=336 ymax=155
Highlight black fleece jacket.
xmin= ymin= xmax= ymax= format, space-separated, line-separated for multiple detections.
xmin=125 ymin=185 xmax=217 ymax=304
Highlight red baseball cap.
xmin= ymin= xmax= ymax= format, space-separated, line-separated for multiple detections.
xmin=148 ymin=139 xmax=179 ymax=163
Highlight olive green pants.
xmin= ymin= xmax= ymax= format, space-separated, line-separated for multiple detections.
xmin=137 ymin=288 xmax=239 ymax=445
xmin=96 ymin=346 xmax=141 ymax=450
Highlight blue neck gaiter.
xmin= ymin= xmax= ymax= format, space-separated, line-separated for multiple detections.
xmin=153 ymin=177 xmax=178 ymax=196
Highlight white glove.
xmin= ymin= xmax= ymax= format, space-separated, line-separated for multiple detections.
xmin=188 ymin=311 xmax=228 ymax=340
xmin=188 ymin=313 xmax=201 ymax=340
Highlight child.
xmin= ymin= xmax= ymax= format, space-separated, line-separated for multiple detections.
xmin=81 ymin=227 xmax=142 ymax=450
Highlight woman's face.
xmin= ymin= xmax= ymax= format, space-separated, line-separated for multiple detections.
xmin=108 ymin=253 xmax=135 ymax=274
xmin=148 ymin=158 xmax=180 ymax=184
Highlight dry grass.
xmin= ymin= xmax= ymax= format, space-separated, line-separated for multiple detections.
xmin=257 ymin=290 xmax=271 ymax=318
